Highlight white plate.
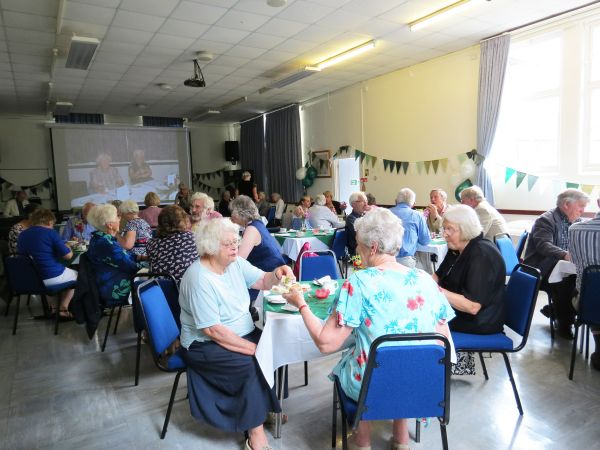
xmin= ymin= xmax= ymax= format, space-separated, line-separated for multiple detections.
xmin=281 ymin=303 xmax=299 ymax=312
xmin=274 ymin=233 xmax=290 ymax=237
xmin=266 ymin=295 xmax=286 ymax=304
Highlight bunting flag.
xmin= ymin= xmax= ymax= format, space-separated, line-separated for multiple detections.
xmin=355 ymin=149 xmax=362 ymax=160
xmin=423 ymin=160 xmax=430 ymax=174
xmin=359 ymin=152 xmax=366 ymax=164
xmin=416 ymin=161 xmax=424 ymax=175
xmin=457 ymin=153 xmax=467 ymax=163
xmin=395 ymin=161 xmax=402 ymax=174
xmin=505 ymin=168 xmax=516 ymax=183
xmin=516 ymin=171 xmax=526 ymax=188
xmin=432 ymin=159 xmax=439 ymax=173
xmin=466 ymin=149 xmax=477 ymax=160
xmin=402 ymin=161 xmax=409 ymax=174
xmin=440 ymin=158 xmax=448 ymax=172
xmin=383 ymin=159 xmax=391 ymax=171
xmin=370 ymin=156 xmax=377 ymax=168
xmin=566 ymin=182 xmax=580 ymax=189
xmin=581 ymin=184 xmax=595 ymax=195
xmin=526 ymin=174 xmax=539 ymax=192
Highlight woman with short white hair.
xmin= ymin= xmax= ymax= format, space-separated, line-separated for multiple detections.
xmin=89 ymin=152 xmax=124 ymax=194
xmin=86 ymin=204 xmax=144 ymax=305
xmin=179 ymin=218 xmax=293 ymax=450
xmin=308 ymin=194 xmax=345 ymax=229
xmin=284 ymin=208 xmax=454 ymax=450
xmin=117 ymin=199 xmax=152 ymax=258
xmin=128 ymin=149 xmax=152 ymax=184
xmin=433 ymin=204 xmax=505 ymax=335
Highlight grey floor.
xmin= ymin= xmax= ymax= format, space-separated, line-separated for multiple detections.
xmin=0 ymin=291 xmax=599 ymax=450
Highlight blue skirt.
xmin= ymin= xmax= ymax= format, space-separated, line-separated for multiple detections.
xmin=182 ymin=327 xmax=281 ymax=432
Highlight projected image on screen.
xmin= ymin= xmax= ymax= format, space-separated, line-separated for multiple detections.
xmin=58 ymin=128 xmax=184 ymax=208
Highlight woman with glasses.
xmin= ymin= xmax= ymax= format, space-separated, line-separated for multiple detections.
xmin=432 ymin=205 xmax=506 ymax=374
xmin=179 ymin=218 xmax=293 ymax=450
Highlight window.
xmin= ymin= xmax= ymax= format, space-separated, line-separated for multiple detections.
xmin=489 ymin=12 xmax=600 ymax=179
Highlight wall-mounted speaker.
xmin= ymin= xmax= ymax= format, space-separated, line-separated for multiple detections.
xmin=225 ymin=141 xmax=239 ymax=164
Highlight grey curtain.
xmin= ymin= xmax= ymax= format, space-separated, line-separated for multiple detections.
xmin=265 ymin=105 xmax=302 ymax=202
xmin=240 ymin=116 xmax=266 ymax=192
xmin=476 ymin=34 xmax=510 ymax=205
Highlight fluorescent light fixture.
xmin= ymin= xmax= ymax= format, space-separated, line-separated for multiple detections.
xmin=65 ymin=36 xmax=99 ymax=70
xmin=220 ymin=96 xmax=248 ymax=110
xmin=192 ymin=109 xmax=221 ymax=121
xmin=307 ymin=40 xmax=376 ymax=71
xmin=409 ymin=0 xmax=476 ymax=32
xmin=268 ymin=67 xmax=320 ymax=89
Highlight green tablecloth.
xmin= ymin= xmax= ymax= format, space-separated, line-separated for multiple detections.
xmin=61 ymin=249 xmax=85 ymax=267
xmin=263 ymin=279 xmax=343 ymax=320
xmin=272 ymin=229 xmax=335 ymax=246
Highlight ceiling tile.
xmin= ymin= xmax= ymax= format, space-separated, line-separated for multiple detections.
xmin=92 ymin=51 xmax=139 ymax=65
xmin=315 ymin=9 xmax=368 ymax=31
xmin=5 ymin=27 xmax=55 ymax=45
xmin=159 ymin=19 xmax=210 ymax=39
xmin=103 ymin=27 xmax=154 ymax=45
xmin=258 ymin=18 xmax=310 ymax=38
xmin=6 ymin=42 xmax=54 ymax=57
xmin=1 ymin=0 xmax=59 ymax=17
xmin=148 ymin=34 xmax=196 ymax=50
xmin=112 ymin=10 xmax=166 ymax=32
xmin=189 ymin=38 xmax=233 ymax=55
xmin=69 ymin=0 xmax=121 ymax=7
xmin=238 ymin=33 xmax=286 ymax=50
xmin=277 ymin=1 xmax=336 ymax=24
xmin=2 ymin=11 xmax=56 ymax=31
xmin=201 ymin=26 xmax=250 ymax=44
xmin=120 ymin=0 xmax=179 ymax=17
xmin=63 ymin=1 xmax=116 ymax=25
xmin=215 ymin=10 xmax=271 ymax=32
xmin=295 ymin=25 xmax=341 ymax=44
xmin=99 ymin=41 xmax=145 ymax=56
xmin=355 ymin=18 xmax=403 ymax=38
xmin=61 ymin=20 xmax=108 ymax=38
xmin=233 ymin=0 xmax=293 ymax=17
xmin=225 ymin=45 xmax=267 ymax=59
xmin=274 ymin=39 xmax=316 ymax=54
xmin=341 ymin=0 xmax=406 ymax=16
xmin=171 ymin=1 xmax=228 ymax=25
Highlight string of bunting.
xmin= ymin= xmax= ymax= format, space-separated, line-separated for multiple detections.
xmin=503 ymin=167 xmax=598 ymax=194
xmin=0 ymin=176 xmax=53 ymax=198
xmin=192 ymin=169 xmax=234 ymax=197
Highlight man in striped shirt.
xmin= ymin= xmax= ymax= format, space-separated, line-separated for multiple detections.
xmin=569 ymin=196 xmax=600 ymax=371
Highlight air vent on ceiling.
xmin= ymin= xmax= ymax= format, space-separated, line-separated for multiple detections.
xmin=191 ymin=109 xmax=221 ymax=121
xmin=53 ymin=101 xmax=73 ymax=115
xmin=65 ymin=36 xmax=100 ymax=70
xmin=267 ymin=67 xmax=320 ymax=89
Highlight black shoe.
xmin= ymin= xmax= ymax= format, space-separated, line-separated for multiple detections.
xmin=556 ymin=324 xmax=574 ymax=340
xmin=249 ymin=306 xmax=259 ymax=322
xmin=591 ymin=352 xmax=600 ymax=371
xmin=540 ymin=304 xmax=554 ymax=319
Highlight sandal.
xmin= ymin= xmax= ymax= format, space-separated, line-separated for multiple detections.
xmin=244 ymin=439 xmax=273 ymax=450
xmin=57 ymin=309 xmax=74 ymax=321
xmin=390 ymin=439 xmax=410 ymax=450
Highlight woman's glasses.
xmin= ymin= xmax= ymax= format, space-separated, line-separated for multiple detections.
xmin=220 ymin=239 xmax=241 ymax=248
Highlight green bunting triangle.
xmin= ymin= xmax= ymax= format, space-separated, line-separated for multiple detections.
xmin=371 ymin=156 xmax=377 ymax=168
xmin=505 ymin=168 xmax=516 ymax=183
xmin=395 ymin=161 xmax=402 ymax=174
xmin=566 ymin=182 xmax=580 ymax=189
xmin=457 ymin=154 xmax=467 ymax=163
xmin=359 ymin=152 xmax=366 ymax=164
xmin=416 ymin=161 xmax=424 ymax=175
xmin=526 ymin=174 xmax=538 ymax=192
xmin=581 ymin=184 xmax=595 ymax=194
xmin=402 ymin=162 xmax=409 ymax=174
xmin=424 ymin=161 xmax=431 ymax=174
xmin=355 ymin=149 xmax=362 ymax=161
xmin=440 ymin=158 xmax=448 ymax=172
xmin=515 ymin=171 xmax=526 ymax=188
xmin=432 ymin=160 xmax=439 ymax=173
xmin=383 ymin=159 xmax=390 ymax=172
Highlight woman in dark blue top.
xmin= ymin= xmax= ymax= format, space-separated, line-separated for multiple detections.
xmin=230 ymin=195 xmax=286 ymax=301
xmin=86 ymin=203 xmax=144 ymax=306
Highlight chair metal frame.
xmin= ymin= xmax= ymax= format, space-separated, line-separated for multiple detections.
xmin=331 ymin=227 xmax=349 ymax=278
xmin=452 ymin=264 xmax=541 ymax=415
xmin=136 ymin=278 xmax=186 ymax=439
xmin=515 ymin=230 xmax=529 ymax=261
xmin=299 ymin=250 xmax=341 ymax=282
xmin=332 ymin=333 xmax=452 ymax=450
xmin=569 ymin=265 xmax=600 ymax=380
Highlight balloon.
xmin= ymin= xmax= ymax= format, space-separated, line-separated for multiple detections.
xmin=302 ymin=177 xmax=314 ymax=188
xmin=449 ymin=172 xmax=462 ymax=185
xmin=306 ymin=166 xmax=318 ymax=180
xmin=454 ymin=178 xmax=473 ymax=202
xmin=295 ymin=167 xmax=307 ymax=180
xmin=459 ymin=159 xmax=476 ymax=179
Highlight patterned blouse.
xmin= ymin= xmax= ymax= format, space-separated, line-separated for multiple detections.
xmin=8 ymin=222 xmax=25 ymax=255
xmin=123 ymin=217 xmax=152 ymax=256
xmin=87 ymin=231 xmax=144 ymax=306
xmin=146 ymin=231 xmax=199 ymax=281
xmin=331 ymin=267 xmax=455 ymax=402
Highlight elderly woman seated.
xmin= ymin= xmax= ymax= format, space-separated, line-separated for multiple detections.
xmin=17 ymin=208 xmax=78 ymax=318
xmin=8 ymin=203 xmax=40 ymax=255
xmin=179 ymin=218 xmax=293 ymax=450
xmin=230 ymin=195 xmax=287 ymax=301
xmin=138 ymin=192 xmax=161 ymax=228
xmin=86 ymin=204 xmax=145 ymax=306
xmin=291 ymin=195 xmax=311 ymax=230
xmin=117 ymin=199 xmax=152 ymax=258
xmin=146 ymin=205 xmax=198 ymax=282
xmin=432 ymin=205 xmax=506 ymax=374
xmin=308 ymin=194 xmax=345 ymax=229
xmin=89 ymin=152 xmax=124 ymax=194
xmin=284 ymin=208 xmax=454 ymax=450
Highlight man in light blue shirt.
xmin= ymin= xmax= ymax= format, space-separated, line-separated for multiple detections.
xmin=389 ymin=188 xmax=431 ymax=268
xmin=62 ymin=202 xmax=96 ymax=242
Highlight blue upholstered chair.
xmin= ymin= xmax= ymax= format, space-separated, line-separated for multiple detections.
xmin=515 ymin=230 xmax=528 ymax=261
xmin=494 ymin=233 xmax=519 ymax=276
xmin=569 ymin=265 xmax=600 ymax=380
xmin=299 ymin=250 xmax=341 ymax=281
xmin=330 ymin=228 xmax=348 ymax=277
xmin=451 ymin=264 xmax=541 ymax=415
xmin=266 ymin=206 xmax=276 ymax=226
xmin=131 ymin=272 xmax=179 ymax=386
xmin=137 ymin=278 xmax=186 ymax=439
xmin=4 ymin=254 xmax=76 ymax=335
xmin=332 ymin=333 xmax=452 ymax=450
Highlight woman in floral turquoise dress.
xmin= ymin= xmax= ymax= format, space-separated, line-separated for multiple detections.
xmin=86 ymin=204 xmax=144 ymax=306
xmin=284 ymin=208 xmax=454 ymax=450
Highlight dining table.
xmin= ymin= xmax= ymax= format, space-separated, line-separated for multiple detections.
xmin=548 ymin=259 xmax=577 ymax=283
xmin=416 ymin=237 xmax=449 ymax=271
xmin=272 ymin=229 xmax=336 ymax=260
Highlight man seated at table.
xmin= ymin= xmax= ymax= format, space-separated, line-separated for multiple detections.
xmin=308 ymin=194 xmax=345 ymax=229
xmin=190 ymin=192 xmax=222 ymax=231
xmin=460 ymin=186 xmax=508 ymax=240
xmin=389 ymin=188 xmax=431 ymax=268
xmin=345 ymin=191 xmax=369 ymax=256
xmin=424 ymin=188 xmax=448 ymax=234
xmin=569 ymin=194 xmax=600 ymax=369
xmin=4 ymin=190 xmax=29 ymax=217
xmin=523 ymin=189 xmax=590 ymax=339
xmin=62 ymin=202 xmax=96 ymax=242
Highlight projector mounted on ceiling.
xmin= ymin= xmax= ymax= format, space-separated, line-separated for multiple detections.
xmin=184 ymin=59 xmax=206 ymax=88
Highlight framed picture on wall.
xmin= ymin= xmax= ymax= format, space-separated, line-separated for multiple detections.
xmin=313 ymin=150 xmax=331 ymax=178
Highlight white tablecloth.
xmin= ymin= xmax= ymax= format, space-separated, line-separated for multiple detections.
xmin=548 ymin=260 xmax=577 ymax=283
xmin=275 ymin=236 xmax=331 ymax=260
xmin=416 ymin=241 xmax=449 ymax=272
